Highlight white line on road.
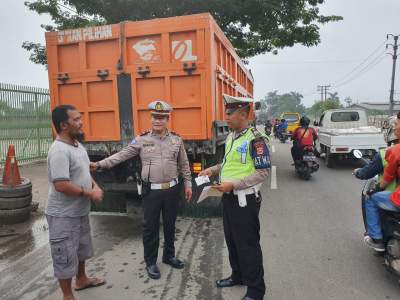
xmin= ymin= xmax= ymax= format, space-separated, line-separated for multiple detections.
xmin=271 ymin=145 xmax=275 ymax=153
xmin=271 ymin=165 xmax=277 ymax=189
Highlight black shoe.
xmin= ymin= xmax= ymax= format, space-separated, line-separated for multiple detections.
xmin=216 ymin=276 xmax=242 ymax=288
xmin=162 ymin=257 xmax=185 ymax=269
xmin=146 ymin=264 xmax=161 ymax=279
xmin=242 ymin=297 xmax=256 ymax=300
xmin=364 ymin=236 xmax=385 ymax=252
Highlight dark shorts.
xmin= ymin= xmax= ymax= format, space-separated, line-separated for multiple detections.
xmin=46 ymin=215 xmax=94 ymax=279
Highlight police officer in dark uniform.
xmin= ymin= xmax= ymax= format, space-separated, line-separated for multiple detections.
xmin=199 ymin=95 xmax=270 ymax=300
xmin=91 ymin=100 xmax=192 ymax=280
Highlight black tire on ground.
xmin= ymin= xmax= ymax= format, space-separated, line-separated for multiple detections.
xmin=325 ymin=148 xmax=334 ymax=168
xmin=0 ymin=205 xmax=31 ymax=225
xmin=0 ymin=194 xmax=32 ymax=210
xmin=0 ymin=178 xmax=32 ymax=198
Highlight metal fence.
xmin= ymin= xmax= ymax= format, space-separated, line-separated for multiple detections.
xmin=0 ymin=83 xmax=52 ymax=166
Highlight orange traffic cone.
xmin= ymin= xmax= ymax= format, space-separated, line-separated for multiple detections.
xmin=2 ymin=144 xmax=22 ymax=187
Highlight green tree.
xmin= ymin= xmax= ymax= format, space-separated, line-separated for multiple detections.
xmin=23 ymin=0 xmax=342 ymax=65
xmin=308 ymin=98 xmax=342 ymax=121
xmin=262 ymin=91 xmax=307 ymax=120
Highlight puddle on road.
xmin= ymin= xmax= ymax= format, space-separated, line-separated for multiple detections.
xmin=0 ymin=211 xmax=142 ymax=273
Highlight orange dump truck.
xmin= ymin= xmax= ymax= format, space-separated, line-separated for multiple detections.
xmin=45 ymin=13 xmax=254 ymax=201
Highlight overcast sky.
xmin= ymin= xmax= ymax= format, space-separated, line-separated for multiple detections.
xmin=1 ymin=0 xmax=399 ymax=107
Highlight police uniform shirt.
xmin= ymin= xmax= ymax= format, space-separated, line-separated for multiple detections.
xmin=210 ymin=127 xmax=270 ymax=190
xmin=98 ymin=130 xmax=192 ymax=187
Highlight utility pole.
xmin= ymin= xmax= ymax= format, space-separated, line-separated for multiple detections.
xmin=317 ymin=86 xmax=323 ymax=101
xmin=387 ymin=34 xmax=399 ymax=116
xmin=317 ymin=85 xmax=330 ymax=101
xmin=324 ymin=85 xmax=331 ymax=101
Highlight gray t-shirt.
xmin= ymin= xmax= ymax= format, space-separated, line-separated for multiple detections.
xmin=46 ymin=140 xmax=92 ymax=217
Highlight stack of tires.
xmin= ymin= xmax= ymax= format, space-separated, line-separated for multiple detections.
xmin=0 ymin=178 xmax=33 ymax=225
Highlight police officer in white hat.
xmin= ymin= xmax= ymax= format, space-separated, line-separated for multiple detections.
xmin=199 ymin=94 xmax=270 ymax=300
xmin=91 ymin=100 xmax=192 ymax=280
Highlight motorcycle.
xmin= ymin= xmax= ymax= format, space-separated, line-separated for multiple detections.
xmin=278 ymin=131 xmax=288 ymax=143
xmin=294 ymin=145 xmax=319 ymax=180
xmin=355 ymin=150 xmax=400 ymax=276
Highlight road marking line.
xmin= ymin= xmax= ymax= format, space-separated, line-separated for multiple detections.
xmin=271 ymin=145 xmax=275 ymax=153
xmin=271 ymin=166 xmax=277 ymax=189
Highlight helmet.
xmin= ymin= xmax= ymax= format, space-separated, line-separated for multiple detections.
xmin=386 ymin=115 xmax=398 ymax=144
xmin=300 ymin=116 xmax=310 ymax=127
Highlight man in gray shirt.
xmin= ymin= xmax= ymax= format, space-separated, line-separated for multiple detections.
xmin=47 ymin=105 xmax=105 ymax=300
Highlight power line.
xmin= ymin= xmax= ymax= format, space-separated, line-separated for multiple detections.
xmin=331 ymin=40 xmax=386 ymax=87
xmin=56 ymin=2 xmax=79 ymax=15
xmin=333 ymin=54 xmax=386 ymax=88
xmin=56 ymin=1 xmax=90 ymax=20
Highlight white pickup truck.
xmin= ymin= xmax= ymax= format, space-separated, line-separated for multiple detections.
xmin=314 ymin=109 xmax=386 ymax=168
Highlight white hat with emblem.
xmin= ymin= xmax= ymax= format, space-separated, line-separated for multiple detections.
xmin=223 ymin=94 xmax=253 ymax=114
xmin=148 ymin=100 xmax=173 ymax=116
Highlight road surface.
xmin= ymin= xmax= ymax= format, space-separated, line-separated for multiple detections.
xmin=1 ymin=139 xmax=400 ymax=299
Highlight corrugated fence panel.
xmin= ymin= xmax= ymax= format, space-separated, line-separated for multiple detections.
xmin=0 ymin=83 xmax=52 ymax=166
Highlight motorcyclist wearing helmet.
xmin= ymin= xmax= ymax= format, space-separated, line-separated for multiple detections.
xmin=290 ymin=116 xmax=318 ymax=163
xmin=353 ymin=114 xmax=400 ymax=252
xmin=276 ymin=118 xmax=288 ymax=139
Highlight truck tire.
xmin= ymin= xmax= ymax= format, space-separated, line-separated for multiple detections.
xmin=325 ymin=148 xmax=334 ymax=168
xmin=0 ymin=178 xmax=32 ymax=198
xmin=0 ymin=205 xmax=31 ymax=225
xmin=0 ymin=194 xmax=32 ymax=210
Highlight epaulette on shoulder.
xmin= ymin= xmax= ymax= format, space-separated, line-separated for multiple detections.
xmin=250 ymin=127 xmax=263 ymax=139
xmin=170 ymin=131 xmax=180 ymax=137
xmin=140 ymin=130 xmax=150 ymax=136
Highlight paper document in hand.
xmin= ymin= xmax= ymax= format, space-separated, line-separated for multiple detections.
xmin=195 ymin=175 xmax=210 ymax=186
xmin=197 ymin=186 xmax=223 ymax=203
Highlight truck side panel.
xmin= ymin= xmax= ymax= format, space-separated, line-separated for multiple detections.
xmin=45 ymin=14 xmax=254 ymax=143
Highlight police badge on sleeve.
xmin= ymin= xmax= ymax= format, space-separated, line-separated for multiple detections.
xmin=251 ymin=140 xmax=271 ymax=169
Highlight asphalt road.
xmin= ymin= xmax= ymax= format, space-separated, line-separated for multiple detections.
xmin=262 ymin=138 xmax=400 ymax=300
xmin=1 ymin=138 xmax=400 ymax=299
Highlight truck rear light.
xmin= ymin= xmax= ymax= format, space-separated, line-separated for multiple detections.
xmin=192 ymin=162 xmax=202 ymax=174
xmin=335 ymin=147 xmax=349 ymax=152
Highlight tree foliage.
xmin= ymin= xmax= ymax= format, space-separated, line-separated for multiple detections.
xmin=307 ymin=98 xmax=342 ymax=120
xmin=258 ymin=91 xmax=307 ymax=122
xmin=23 ymin=0 xmax=342 ymax=65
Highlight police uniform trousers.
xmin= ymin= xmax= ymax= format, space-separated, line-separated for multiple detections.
xmin=142 ymin=184 xmax=180 ymax=266
xmin=222 ymin=192 xmax=266 ymax=300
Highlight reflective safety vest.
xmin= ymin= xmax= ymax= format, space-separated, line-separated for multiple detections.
xmin=379 ymin=148 xmax=397 ymax=192
xmin=220 ymin=128 xmax=262 ymax=182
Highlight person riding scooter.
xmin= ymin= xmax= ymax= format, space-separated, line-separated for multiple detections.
xmin=353 ymin=113 xmax=400 ymax=252
xmin=276 ymin=118 xmax=288 ymax=139
xmin=291 ymin=116 xmax=318 ymax=164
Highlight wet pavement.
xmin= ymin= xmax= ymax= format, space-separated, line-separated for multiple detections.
xmin=0 ymin=162 xmax=238 ymax=300
xmin=0 ymin=212 xmax=138 ymax=300
xmin=0 ymin=210 xmax=231 ymax=300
